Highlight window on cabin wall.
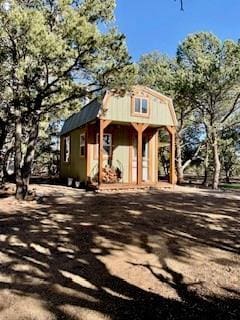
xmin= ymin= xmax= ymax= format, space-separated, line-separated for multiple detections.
xmin=96 ymin=133 xmax=112 ymax=158
xmin=134 ymin=97 xmax=149 ymax=115
xmin=103 ymin=133 xmax=112 ymax=157
xmin=80 ymin=133 xmax=86 ymax=157
xmin=63 ymin=136 xmax=70 ymax=162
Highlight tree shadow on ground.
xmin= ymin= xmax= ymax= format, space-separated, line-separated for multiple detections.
xmin=0 ymin=189 xmax=239 ymax=319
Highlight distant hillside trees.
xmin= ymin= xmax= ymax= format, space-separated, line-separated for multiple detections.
xmin=138 ymin=32 xmax=240 ymax=188
xmin=138 ymin=52 xmax=204 ymax=185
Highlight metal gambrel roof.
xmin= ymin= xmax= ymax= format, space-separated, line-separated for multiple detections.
xmin=60 ymin=86 xmax=178 ymax=136
xmin=60 ymin=98 xmax=101 ymax=136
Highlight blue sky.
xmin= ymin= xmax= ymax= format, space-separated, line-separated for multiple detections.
xmin=115 ymin=0 xmax=240 ymax=61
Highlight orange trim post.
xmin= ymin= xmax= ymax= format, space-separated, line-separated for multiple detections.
xmin=86 ymin=124 xmax=93 ymax=183
xmin=155 ymin=129 xmax=159 ymax=183
xmin=137 ymin=127 xmax=143 ymax=185
xmin=131 ymin=123 xmax=149 ymax=185
xmin=98 ymin=119 xmax=104 ymax=185
xmin=102 ymin=119 xmax=112 ymax=130
xmin=148 ymin=129 xmax=156 ymax=183
xmin=128 ymin=127 xmax=133 ymax=183
xmin=86 ymin=125 xmax=90 ymax=179
xmin=169 ymin=127 xmax=176 ymax=184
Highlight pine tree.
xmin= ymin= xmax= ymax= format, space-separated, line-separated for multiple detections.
xmin=0 ymin=0 xmax=135 ymax=199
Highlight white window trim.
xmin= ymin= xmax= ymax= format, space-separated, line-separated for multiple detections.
xmin=134 ymin=97 xmax=149 ymax=115
xmin=63 ymin=136 xmax=70 ymax=163
xmin=80 ymin=133 xmax=86 ymax=157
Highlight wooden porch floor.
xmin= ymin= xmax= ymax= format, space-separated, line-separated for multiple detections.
xmin=89 ymin=181 xmax=174 ymax=191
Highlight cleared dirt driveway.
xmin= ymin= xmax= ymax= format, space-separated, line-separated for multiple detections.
xmin=0 ymin=185 xmax=239 ymax=320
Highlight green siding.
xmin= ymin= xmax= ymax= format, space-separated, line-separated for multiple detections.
xmin=112 ymin=126 xmax=129 ymax=183
xmin=60 ymin=127 xmax=86 ymax=180
xmin=103 ymin=94 xmax=174 ymax=126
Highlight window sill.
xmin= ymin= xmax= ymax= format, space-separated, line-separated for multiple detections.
xmin=131 ymin=112 xmax=150 ymax=118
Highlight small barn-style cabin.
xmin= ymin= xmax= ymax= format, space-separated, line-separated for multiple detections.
xmin=60 ymin=86 xmax=177 ymax=190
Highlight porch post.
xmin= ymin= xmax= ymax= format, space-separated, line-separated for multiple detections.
xmin=168 ymin=126 xmax=176 ymax=185
xmin=131 ymin=123 xmax=149 ymax=185
xmin=155 ymin=129 xmax=159 ymax=183
xmin=98 ymin=119 xmax=104 ymax=185
xmin=137 ymin=127 xmax=143 ymax=185
xmin=86 ymin=124 xmax=91 ymax=181
xmin=86 ymin=124 xmax=95 ymax=184
xmin=98 ymin=119 xmax=112 ymax=186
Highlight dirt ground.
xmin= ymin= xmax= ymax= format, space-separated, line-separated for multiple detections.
xmin=0 ymin=184 xmax=239 ymax=320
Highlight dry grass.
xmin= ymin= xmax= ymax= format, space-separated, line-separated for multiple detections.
xmin=0 ymin=184 xmax=239 ymax=319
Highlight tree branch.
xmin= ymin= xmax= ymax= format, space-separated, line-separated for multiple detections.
xmin=220 ymin=92 xmax=240 ymax=123
xmin=182 ymin=141 xmax=204 ymax=171
xmin=41 ymin=86 xmax=102 ymax=113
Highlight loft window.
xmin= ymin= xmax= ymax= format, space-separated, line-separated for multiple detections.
xmin=80 ymin=133 xmax=85 ymax=157
xmin=63 ymin=136 xmax=70 ymax=162
xmin=134 ymin=97 xmax=148 ymax=115
xmin=96 ymin=133 xmax=112 ymax=158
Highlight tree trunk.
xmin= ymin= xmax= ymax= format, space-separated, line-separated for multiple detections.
xmin=0 ymin=159 xmax=4 ymax=187
xmin=160 ymin=149 xmax=169 ymax=176
xmin=20 ymin=118 xmax=40 ymax=199
xmin=202 ymin=141 xmax=209 ymax=187
xmin=15 ymin=109 xmax=24 ymax=200
xmin=212 ymin=130 xmax=221 ymax=189
xmin=0 ymin=120 xmax=7 ymax=150
xmin=0 ymin=119 xmax=7 ymax=186
xmin=175 ymin=133 xmax=184 ymax=184
xmin=225 ymin=169 xmax=231 ymax=184
xmin=176 ymin=132 xmax=203 ymax=185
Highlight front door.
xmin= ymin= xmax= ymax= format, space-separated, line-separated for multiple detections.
xmin=132 ymin=135 xmax=149 ymax=183
xmin=142 ymin=135 xmax=149 ymax=182
xmin=132 ymin=136 xmax=137 ymax=183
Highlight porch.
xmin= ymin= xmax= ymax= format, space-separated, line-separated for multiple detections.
xmin=90 ymin=181 xmax=174 ymax=191
xmin=86 ymin=119 xmax=176 ymax=188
